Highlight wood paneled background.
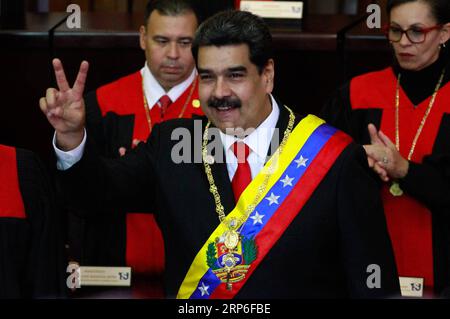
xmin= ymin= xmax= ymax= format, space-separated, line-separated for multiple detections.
xmin=27 ymin=0 xmax=148 ymax=13
xmin=26 ymin=0 xmax=387 ymax=15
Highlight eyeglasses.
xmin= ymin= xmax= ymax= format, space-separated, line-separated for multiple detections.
xmin=383 ymin=24 xmax=442 ymax=44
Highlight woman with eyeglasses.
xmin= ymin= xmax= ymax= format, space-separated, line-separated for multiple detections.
xmin=322 ymin=0 xmax=450 ymax=298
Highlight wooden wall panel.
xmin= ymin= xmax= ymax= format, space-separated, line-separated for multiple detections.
xmin=49 ymin=0 xmax=90 ymax=11
xmin=48 ymin=0 xmax=130 ymax=12
xmin=38 ymin=1 xmax=387 ymax=15
xmin=132 ymin=0 xmax=147 ymax=13
xmin=94 ymin=0 xmax=127 ymax=12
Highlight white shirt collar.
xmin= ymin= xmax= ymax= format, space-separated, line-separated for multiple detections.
xmin=141 ymin=63 xmax=196 ymax=109
xmin=220 ymin=95 xmax=280 ymax=162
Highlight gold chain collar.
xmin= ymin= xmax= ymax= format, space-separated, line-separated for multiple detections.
xmin=201 ymin=105 xmax=296 ymax=227
xmin=390 ymin=68 xmax=446 ymax=197
xmin=395 ymin=69 xmax=446 ymax=160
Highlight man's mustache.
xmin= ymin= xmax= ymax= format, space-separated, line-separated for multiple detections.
xmin=207 ymin=97 xmax=242 ymax=109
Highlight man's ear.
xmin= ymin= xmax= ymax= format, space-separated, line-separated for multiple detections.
xmin=263 ymin=59 xmax=275 ymax=94
xmin=139 ymin=25 xmax=147 ymax=51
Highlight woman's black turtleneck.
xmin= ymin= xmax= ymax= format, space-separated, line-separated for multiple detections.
xmin=393 ymin=49 xmax=450 ymax=106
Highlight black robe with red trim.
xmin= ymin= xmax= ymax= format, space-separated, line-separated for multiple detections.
xmin=68 ymin=70 xmax=203 ymax=298
xmin=321 ymin=54 xmax=450 ymax=297
xmin=0 ymin=145 xmax=65 ymax=298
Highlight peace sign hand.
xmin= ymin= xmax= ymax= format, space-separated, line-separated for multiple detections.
xmin=40 ymin=59 xmax=89 ymax=151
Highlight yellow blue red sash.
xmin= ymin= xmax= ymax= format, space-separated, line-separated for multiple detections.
xmin=177 ymin=115 xmax=352 ymax=299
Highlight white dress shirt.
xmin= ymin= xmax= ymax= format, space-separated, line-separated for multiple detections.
xmin=54 ymin=95 xmax=281 ymax=181
xmin=141 ymin=63 xmax=197 ymax=109
xmin=220 ymin=95 xmax=280 ymax=181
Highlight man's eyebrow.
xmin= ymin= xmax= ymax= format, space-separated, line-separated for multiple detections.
xmin=152 ymin=35 xmax=193 ymax=41
xmin=228 ymin=66 xmax=247 ymax=73
xmin=197 ymin=68 xmax=211 ymax=74
xmin=197 ymin=66 xmax=248 ymax=74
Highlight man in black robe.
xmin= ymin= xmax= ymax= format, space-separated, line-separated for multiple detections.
xmin=0 ymin=144 xmax=65 ymax=298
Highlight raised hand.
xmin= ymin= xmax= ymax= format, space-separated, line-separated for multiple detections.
xmin=40 ymin=58 xmax=89 ymax=151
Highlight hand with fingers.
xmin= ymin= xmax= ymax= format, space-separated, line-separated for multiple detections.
xmin=40 ymin=58 xmax=89 ymax=151
xmin=363 ymin=123 xmax=409 ymax=181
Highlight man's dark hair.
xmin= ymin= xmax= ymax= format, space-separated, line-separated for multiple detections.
xmin=144 ymin=0 xmax=199 ymax=25
xmin=192 ymin=10 xmax=273 ymax=74
xmin=387 ymin=0 xmax=450 ymax=24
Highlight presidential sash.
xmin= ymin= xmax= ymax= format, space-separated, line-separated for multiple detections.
xmin=177 ymin=115 xmax=352 ymax=299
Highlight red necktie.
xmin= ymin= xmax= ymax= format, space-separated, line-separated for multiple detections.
xmin=157 ymin=95 xmax=172 ymax=118
xmin=231 ymin=142 xmax=252 ymax=202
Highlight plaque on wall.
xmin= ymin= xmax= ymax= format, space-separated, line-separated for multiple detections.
xmin=240 ymin=1 xmax=303 ymax=28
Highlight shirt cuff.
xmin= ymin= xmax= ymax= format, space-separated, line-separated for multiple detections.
xmin=53 ymin=129 xmax=87 ymax=171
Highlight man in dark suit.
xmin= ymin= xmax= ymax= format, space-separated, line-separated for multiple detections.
xmin=40 ymin=10 xmax=400 ymax=298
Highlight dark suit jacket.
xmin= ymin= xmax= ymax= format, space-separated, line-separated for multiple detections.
xmin=58 ymin=103 xmax=400 ymax=298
